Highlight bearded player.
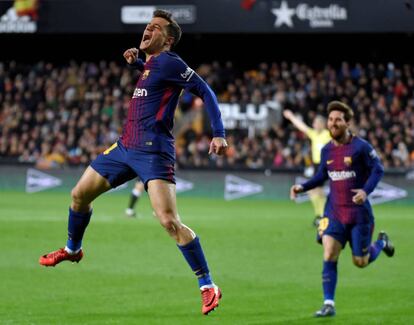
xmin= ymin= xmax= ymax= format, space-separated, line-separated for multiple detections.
xmin=290 ymin=101 xmax=395 ymax=317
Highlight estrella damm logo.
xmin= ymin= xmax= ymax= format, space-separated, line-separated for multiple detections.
xmin=344 ymin=156 xmax=352 ymax=166
xmin=141 ymin=70 xmax=150 ymax=80
xmin=103 ymin=143 xmax=117 ymax=155
xmin=318 ymin=217 xmax=329 ymax=237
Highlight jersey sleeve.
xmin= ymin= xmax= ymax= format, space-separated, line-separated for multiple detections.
xmin=161 ymin=55 xmax=225 ymax=137
xmin=301 ymin=146 xmax=329 ymax=191
xmin=361 ymin=141 xmax=384 ymax=195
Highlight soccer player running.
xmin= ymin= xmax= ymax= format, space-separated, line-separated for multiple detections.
xmin=39 ymin=10 xmax=227 ymax=315
xmin=283 ymin=109 xmax=331 ymax=227
xmin=290 ymin=101 xmax=395 ymax=317
xmin=125 ymin=180 xmax=145 ymax=217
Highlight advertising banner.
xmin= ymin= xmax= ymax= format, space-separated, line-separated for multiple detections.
xmin=1 ymin=166 xmax=413 ymax=204
xmin=1 ymin=0 xmax=414 ymax=34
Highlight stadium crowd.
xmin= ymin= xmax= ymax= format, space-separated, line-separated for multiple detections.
xmin=0 ymin=60 xmax=413 ymax=170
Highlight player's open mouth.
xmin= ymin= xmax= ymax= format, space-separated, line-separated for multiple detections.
xmin=142 ymin=34 xmax=151 ymax=45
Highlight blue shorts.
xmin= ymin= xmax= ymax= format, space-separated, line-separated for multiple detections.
xmin=91 ymin=141 xmax=175 ymax=190
xmin=317 ymin=217 xmax=374 ymax=257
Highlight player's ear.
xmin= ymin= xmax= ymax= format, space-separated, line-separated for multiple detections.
xmin=165 ymin=36 xmax=174 ymax=47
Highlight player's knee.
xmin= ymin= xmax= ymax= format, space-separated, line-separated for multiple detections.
xmin=324 ymin=251 xmax=338 ymax=261
xmin=353 ymin=258 xmax=368 ymax=268
xmin=71 ymin=187 xmax=80 ymax=202
xmin=157 ymin=211 xmax=177 ymax=230
xmin=159 ymin=218 xmax=173 ymax=230
xmin=71 ymin=186 xmax=85 ymax=205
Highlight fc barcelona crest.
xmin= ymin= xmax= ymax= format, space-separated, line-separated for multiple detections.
xmin=344 ymin=156 xmax=352 ymax=166
xmin=141 ymin=70 xmax=150 ymax=80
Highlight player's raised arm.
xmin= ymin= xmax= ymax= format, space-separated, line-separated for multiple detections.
xmin=283 ymin=109 xmax=311 ymax=134
xmin=123 ymin=47 xmax=145 ymax=71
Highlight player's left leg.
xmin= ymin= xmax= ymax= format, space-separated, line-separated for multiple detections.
xmin=147 ymin=179 xmax=221 ymax=315
xmin=351 ymin=223 xmax=395 ymax=268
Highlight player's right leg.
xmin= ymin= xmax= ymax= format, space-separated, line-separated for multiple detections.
xmin=39 ymin=141 xmax=135 ymax=267
xmin=315 ymin=221 xmax=344 ymax=318
xmin=39 ymin=167 xmax=112 ymax=266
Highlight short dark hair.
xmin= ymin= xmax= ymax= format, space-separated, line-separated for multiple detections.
xmin=153 ymin=9 xmax=182 ymax=48
xmin=327 ymin=101 xmax=354 ymax=122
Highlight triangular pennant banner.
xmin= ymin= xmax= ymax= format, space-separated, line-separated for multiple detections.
xmin=225 ymin=174 xmax=263 ymax=200
xmin=26 ymin=168 xmax=62 ymax=193
xmin=176 ymin=177 xmax=194 ymax=193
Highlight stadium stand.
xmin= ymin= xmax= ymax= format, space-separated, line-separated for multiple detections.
xmin=0 ymin=60 xmax=413 ymax=170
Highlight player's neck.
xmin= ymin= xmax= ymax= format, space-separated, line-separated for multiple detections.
xmin=145 ymin=53 xmax=157 ymax=62
xmin=333 ymin=131 xmax=352 ymax=146
xmin=145 ymin=47 xmax=170 ymax=62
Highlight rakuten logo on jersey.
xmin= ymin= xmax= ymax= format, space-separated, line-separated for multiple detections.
xmin=328 ymin=170 xmax=356 ymax=181
xmin=132 ymin=88 xmax=148 ymax=98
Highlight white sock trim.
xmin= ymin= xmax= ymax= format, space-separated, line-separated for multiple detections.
xmin=65 ymin=246 xmax=81 ymax=255
xmin=200 ymin=284 xmax=216 ymax=290
xmin=132 ymin=188 xmax=141 ymax=197
xmin=324 ymin=299 xmax=335 ymax=306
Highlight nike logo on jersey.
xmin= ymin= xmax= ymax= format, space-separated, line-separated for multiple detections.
xmin=327 ymin=160 xmax=334 ymax=165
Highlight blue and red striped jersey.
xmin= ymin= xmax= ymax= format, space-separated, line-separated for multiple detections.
xmin=120 ymin=51 xmax=225 ymax=155
xmin=302 ymin=136 xmax=384 ymax=224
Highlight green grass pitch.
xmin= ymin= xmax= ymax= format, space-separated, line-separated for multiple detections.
xmin=0 ymin=191 xmax=413 ymax=324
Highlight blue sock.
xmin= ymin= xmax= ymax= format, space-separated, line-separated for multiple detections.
xmin=177 ymin=236 xmax=213 ymax=288
xmin=322 ymin=261 xmax=337 ymax=302
xmin=368 ymin=239 xmax=385 ymax=264
xmin=66 ymin=208 xmax=92 ymax=251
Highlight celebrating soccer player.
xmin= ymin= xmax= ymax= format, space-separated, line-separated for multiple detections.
xmin=290 ymin=101 xmax=395 ymax=317
xmin=39 ymin=9 xmax=227 ymax=315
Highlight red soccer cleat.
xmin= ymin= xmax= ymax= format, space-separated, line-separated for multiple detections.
xmin=201 ymin=285 xmax=222 ymax=315
xmin=39 ymin=248 xmax=83 ymax=267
